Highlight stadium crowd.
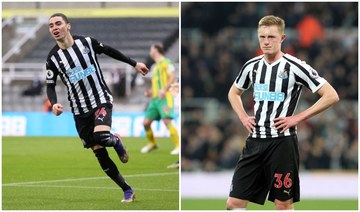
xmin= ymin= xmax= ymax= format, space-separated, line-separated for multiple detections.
xmin=181 ymin=2 xmax=358 ymax=171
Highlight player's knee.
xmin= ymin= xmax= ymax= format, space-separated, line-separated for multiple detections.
xmin=93 ymin=131 xmax=113 ymax=147
xmin=274 ymin=199 xmax=293 ymax=210
xmin=143 ymin=119 xmax=151 ymax=129
xmin=226 ymin=198 xmax=247 ymax=210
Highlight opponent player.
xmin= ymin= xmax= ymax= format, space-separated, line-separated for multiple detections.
xmin=46 ymin=13 xmax=149 ymax=203
xmin=227 ymin=15 xmax=339 ymax=210
xmin=141 ymin=44 xmax=179 ymax=155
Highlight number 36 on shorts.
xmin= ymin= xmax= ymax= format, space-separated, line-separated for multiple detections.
xmin=274 ymin=173 xmax=293 ymax=189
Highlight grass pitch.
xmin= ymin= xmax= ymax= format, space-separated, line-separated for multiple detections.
xmin=3 ymin=136 xmax=179 ymax=210
xmin=181 ymin=198 xmax=358 ymax=210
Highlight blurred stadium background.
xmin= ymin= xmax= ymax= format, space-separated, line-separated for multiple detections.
xmin=2 ymin=2 xmax=179 ymax=210
xmin=181 ymin=2 xmax=358 ymax=210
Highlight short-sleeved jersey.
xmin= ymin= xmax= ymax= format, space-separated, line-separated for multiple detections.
xmin=151 ymin=57 xmax=175 ymax=103
xmin=46 ymin=35 xmax=113 ymax=116
xmin=234 ymin=53 xmax=326 ymax=138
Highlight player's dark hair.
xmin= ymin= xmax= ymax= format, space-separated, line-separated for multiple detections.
xmin=153 ymin=43 xmax=165 ymax=54
xmin=49 ymin=13 xmax=70 ymax=24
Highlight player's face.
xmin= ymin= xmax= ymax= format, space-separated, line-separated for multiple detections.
xmin=48 ymin=16 xmax=70 ymax=41
xmin=258 ymin=25 xmax=285 ymax=55
xmin=149 ymin=46 xmax=157 ymax=60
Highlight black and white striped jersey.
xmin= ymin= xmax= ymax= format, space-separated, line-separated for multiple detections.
xmin=46 ymin=35 xmax=113 ymax=115
xmin=234 ymin=53 xmax=326 ymax=138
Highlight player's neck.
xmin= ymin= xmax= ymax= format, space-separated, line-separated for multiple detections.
xmin=57 ymin=34 xmax=74 ymax=49
xmin=154 ymin=55 xmax=164 ymax=63
xmin=264 ymin=51 xmax=284 ymax=64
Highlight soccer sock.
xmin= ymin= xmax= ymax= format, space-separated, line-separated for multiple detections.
xmin=93 ymin=148 xmax=131 ymax=191
xmin=145 ymin=128 xmax=156 ymax=146
xmin=167 ymin=125 xmax=179 ymax=148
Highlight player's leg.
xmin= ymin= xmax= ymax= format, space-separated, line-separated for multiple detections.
xmin=91 ymin=144 xmax=134 ymax=202
xmin=266 ymin=135 xmax=300 ymax=210
xmin=274 ymin=199 xmax=294 ymax=210
xmin=75 ymin=113 xmax=134 ymax=203
xmin=92 ymin=105 xmax=128 ymax=163
xmin=162 ymin=118 xmax=179 ymax=155
xmin=158 ymin=96 xmax=179 ymax=154
xmin=141 ymin=100 xmax=160 ymax=153
xmin=227 ymin=137 xmax=269 ymax=209
xmin=226 ymin=197 xmax=248 ymax=209
xmin=92 ymin=105 xmax=135 ymax=202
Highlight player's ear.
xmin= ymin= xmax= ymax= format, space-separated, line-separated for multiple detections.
xmin=67 ymin=23 xmax=71 ymax=31
xmin=281 ymin=34 xmax=286 ymax=43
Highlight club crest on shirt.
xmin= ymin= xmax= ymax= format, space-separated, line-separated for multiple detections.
xmin=82 ymin=47 xmax=90 ymax=54
xmin=278 ymin=69 xmax=289 ymax=79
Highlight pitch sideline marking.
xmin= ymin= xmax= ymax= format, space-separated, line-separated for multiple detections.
xmin=3 ymin=172 xmax=178 ymax=186
xmin=5 ymin=184 xmax=178 ymax=192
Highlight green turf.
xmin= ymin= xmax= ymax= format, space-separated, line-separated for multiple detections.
xmin=3 ymin=136 xmax=179 ymax=210
xmin=181 ymin=198 xmax=358 ymax=210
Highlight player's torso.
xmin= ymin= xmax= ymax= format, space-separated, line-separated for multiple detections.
xmin=51 ymin=37 xmax=98 ymax=85
xmin=249 ymin=56 xmax=301 ymax=138
xmin=151 ymin=58 xmax=171 ymax=98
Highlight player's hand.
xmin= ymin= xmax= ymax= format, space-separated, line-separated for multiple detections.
xmin=144 ymin=89 xmax=152 ymax=97
xmin=159 ymin=90 xmax=166 ymax=99
xmin=135 ymin=62 xmax=149 ymax=76
xmin=273 ymin=116 xmax=300 ymax=133
xmin=169 ymin=83 xmax=179 ymax=96
xmin=52 ymin=103 xmax=63 ymax=116
xmin=240 ymin=116 xmax=256 ymax=133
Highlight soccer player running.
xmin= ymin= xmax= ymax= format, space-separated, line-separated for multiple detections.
xmin=227 ymin=15 xmax=339 ymax=210
xmin=46 ymin=13 xmax=149 ymax=203
xmin=141 ymin=44 xmax=180 ymax=155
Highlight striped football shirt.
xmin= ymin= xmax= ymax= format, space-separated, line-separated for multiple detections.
xmin=234 ymin=53 xmax=326 ymax=138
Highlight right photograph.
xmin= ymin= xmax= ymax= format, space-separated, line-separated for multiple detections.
xmin=181 ymin=2 xmax=358 ymax=210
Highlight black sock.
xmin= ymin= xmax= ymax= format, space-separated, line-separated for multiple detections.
xmin=93 ymin=148 xmax=131 ymax=191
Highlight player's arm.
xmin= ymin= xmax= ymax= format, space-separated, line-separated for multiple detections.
xmin=45 ymin=61 xmax=63 ymax=116
xmin=228 ymin=85 xmax=255 ymax=133
xmin=274 ymin=82 xmax=339 ymax=133
xmin=91 ymin=38 xmax=149 ymax=75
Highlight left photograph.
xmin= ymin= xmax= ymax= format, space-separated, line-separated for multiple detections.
xmin=2 ymin=2 xmax=179 ymax=210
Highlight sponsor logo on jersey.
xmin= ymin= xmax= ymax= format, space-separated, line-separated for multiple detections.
xmin=254 ymin=83 xmax=285 ymax=101
xmin=66 ymin=65 xmax=96 ymax=83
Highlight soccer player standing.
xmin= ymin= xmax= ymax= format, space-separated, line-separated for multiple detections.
xmin=227 ymin=15 xmax=339 ymax=210
xmin=46 ymin=13 xmax=149 ymax=203
xmin=140 ymin=44 xmax=180 ymax=155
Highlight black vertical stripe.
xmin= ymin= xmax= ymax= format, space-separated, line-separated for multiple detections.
xmin=72 ymin=42 xmax=101 ymax=106
xmin=275 ymin=62 xmax=290 ymax=136
xmin=62 ymin=49 xmax=92 ymax=112
xmin=53 ymin=53 xmax=83 ymax=114
xmin=264 ymin=63 xmax=279 ymax=137
xmin=254 ymin=62 xmax=267 ymax=137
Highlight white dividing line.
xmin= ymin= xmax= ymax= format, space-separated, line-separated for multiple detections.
xmin=3 ymin=172 xmax=178 ymax=186
xmin=5 ymin=184 xmax=178 ymax=192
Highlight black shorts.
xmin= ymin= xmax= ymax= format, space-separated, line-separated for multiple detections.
xmin=74 ymin=103 xmax=112 ymax=148
xmin=229 ymin=135 xmax=300 ymax=205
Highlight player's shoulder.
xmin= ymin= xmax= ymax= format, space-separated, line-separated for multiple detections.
xmin=242 ymin=55 xmax=264 ymax=70
xmin=283 ymin=53 xmax=310 ymax=69
xmin=163 ymin=57 xmax=173 ymax=64
xmin=47 ymin=44 xmax=60 ymax=60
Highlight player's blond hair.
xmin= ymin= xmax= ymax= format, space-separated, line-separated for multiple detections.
xmin=258 ymin=15 xmax=285 ymax=34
